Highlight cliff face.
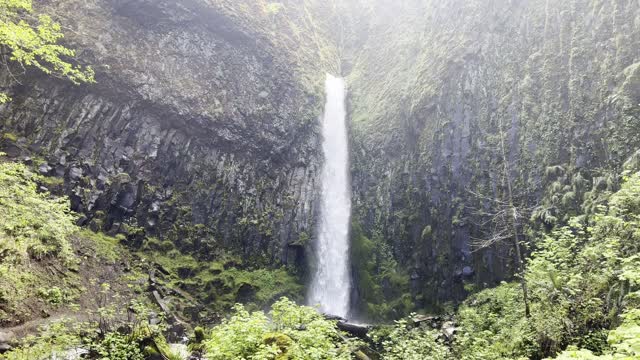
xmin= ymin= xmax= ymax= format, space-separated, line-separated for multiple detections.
xmin=343 ymin=0 xmax=640 ymax=314
xmin=0 ymin=0 xmax=336 ymax=267
xmin=1 ymin=0 xmax=639 ymax=319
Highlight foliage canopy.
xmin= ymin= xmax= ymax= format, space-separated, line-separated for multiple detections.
xmin=0 ymin=0 xmax=95 ymax=102
xmin=204 ymin=297 xmax=363 ymax=360
xmin=454 ymin=171 xmax=640 ymax=359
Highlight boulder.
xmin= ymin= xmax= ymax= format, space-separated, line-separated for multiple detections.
xmin=0 ymin=331 xmax=16 ymax=344
xmin=442 ymin=321 xmax=457 ymax=340
xmin=337 ymin=321 xmax=371 ymax=338
xmin=38 ymin=163 xmax=52 ymax=175
xmin=0 ymin=331 xmax=16 ymax=353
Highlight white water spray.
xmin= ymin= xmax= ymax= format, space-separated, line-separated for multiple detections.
xmin=308 ymin=74 xmax=352 ymax=318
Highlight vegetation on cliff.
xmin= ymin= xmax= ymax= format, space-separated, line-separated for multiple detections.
xmin=0 ymin=0 xmax=94 ymax=103
xmin=1 ymin=152 xmax=638 ymax=359
xmin=346 ymin=0 xmax=640 ymax=318
xmin=455 ymin=168 xmax=640 ymax=359
xmin=0 ymin=0 xmax=639 ymax=359
xmin=0 ymin=151 xmax=311 ymax=356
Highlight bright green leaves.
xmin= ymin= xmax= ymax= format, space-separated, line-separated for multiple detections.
xmin=455 ymin=171 xmax=640 ymax=359
xmin=553 ymin=309 xmax=640 ymax=359
xmin=0 ymin=159 xmax=79 ymax=323
xmin=0 ymin=0 xmax=95 ymax=102
xmin=607 ymin=309 xmax=640 ymax=357
xmin=205 ymin=303 xmax=270 ymax=359
xmin=0 ymin=159 xmax=77 ymax=264
xmin=0 ymin=0 xmax=32 ymax=13
xmin=204 ymin=297 xmax=363 ymax=360
xmin=454 ymin=283 xmax=536 ymax=359
xmin=371 ymin=318 xmax=451 ymax=360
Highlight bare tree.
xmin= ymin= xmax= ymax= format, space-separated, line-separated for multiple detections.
xmin=468 ymin=114 xmax=532 ymax=317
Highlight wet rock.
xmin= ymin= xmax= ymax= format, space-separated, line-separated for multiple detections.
xmin=69 ymin=166 xmax=83 ymax=181
xmin=0 ymin=331 xmax=15 ymax=353
xmin=38 ymin=163 xmax=52 ymax=175
xmin=89 ymin=218 xmax=103 ymax=232
xmin=235 ymin=283 xmax=257 ymax=303
xmin=54 ymin=165 xmax=66 ymax=178
xmin=412 ymin=314 xmax=438 ymax=324
xmin=1 ymin=143 xmax=22 ymax=157
xmin=337 ymin=321 xmax=371 ymax=338
xmin=76 ymin=215 xmax=89 ymax=226
xmin=52 ymin=347 xmax=89 ymax=360
xmin=462 ymin=266 xmax=474 ymax=277
xmin=107 ymin=222 xmax=121 ymax=236
xmin=442 ymin=321 xmax=457 ymax=340
xmin=149 ymin=311 xmax=161 ymax=326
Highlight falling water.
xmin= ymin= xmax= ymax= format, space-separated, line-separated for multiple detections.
xmin=308 ymin=74 xmax=352 ymax=318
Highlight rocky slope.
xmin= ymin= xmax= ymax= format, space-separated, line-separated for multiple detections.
xmin=0 ymin=0 xmax=338 ymax=271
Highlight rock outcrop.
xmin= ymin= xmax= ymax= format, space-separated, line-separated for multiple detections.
xmin=0 ymin=0 xmax=334 ymax=266
xmin=342 ymin=0 xmax=640 ymax=314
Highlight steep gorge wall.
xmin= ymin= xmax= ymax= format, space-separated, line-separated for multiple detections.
xmin=0 ymin=0 xmax=338 ymax=268
xmin=343 ymin=0 xmax=640 ymax=315
xmin=1 ymin=0 xmax=639 ymax=319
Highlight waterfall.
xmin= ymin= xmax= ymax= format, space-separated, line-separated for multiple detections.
xmin=308 ymin=74 xmax=352 ymax=318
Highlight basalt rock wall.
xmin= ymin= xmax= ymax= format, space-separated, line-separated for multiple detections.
xmin=342 ymin=0 xmax=640 ymax=315
xmin=0 ymin=0 xmax=336 ymax=267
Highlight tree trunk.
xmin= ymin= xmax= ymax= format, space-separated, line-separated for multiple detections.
xmin=498 ymin=117 xmax=531 ymax=318
xmin=510 ymin=206 xmax=531 ymax=317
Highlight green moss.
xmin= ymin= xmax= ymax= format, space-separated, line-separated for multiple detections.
xmin=78 ymin=229 xmax=122 ymax=262
xmin=194 ymin=326 xmax=205 ymax=342
xmin=1 ymin=132 xmax=18 ymax=142
xmin=121 ymin=223 xmax=145 ymax=237
xmin=113 ymin=172 xmax=131 ymax=184
xmin=151 ymin=249 xmax=200 ymax=276
xmin=262 ymin=332 xmax=293 ymax=357
xmin=138 ymin=244 xmax=302 ymax=313
xmin=37 ymin=175 xmax=65 ymax=189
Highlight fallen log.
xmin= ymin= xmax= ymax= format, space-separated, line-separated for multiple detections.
xmin=152 ymin=290 xmax=172 ymax=316
xmin=337 ymin=321 xmax=371 ymax=338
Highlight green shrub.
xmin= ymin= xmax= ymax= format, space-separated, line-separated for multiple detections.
xmin=1 ymin=313 xmax=173 ymax=360
xmin=0 ymin=160 xmax=77 ymax=264
xmin=92 ymin=332 xmax=144 ymax=360
xmin=606 ymin=308 xmax=640 ymax=357
xmin=37 ymin=286 xmax=68 ymax=305
xmin=371 ymin=317 xmax=451 ymax=360
xmin=454 ymin=283 xmax=538 ymax=359
xmin=0 ymin=160 xmax=80 ymax=322
xmin=455 ymin=172 xmax=640 ymax=359
xmin=0 ymin=320 xmax=88 ymax=360
xmin=204 ymin=297 xmax=363 ymax=360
